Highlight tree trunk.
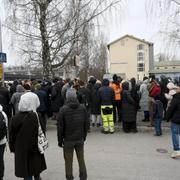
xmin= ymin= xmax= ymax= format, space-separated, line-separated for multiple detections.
xmin=39 ymin=2 xmax=52 ymax=78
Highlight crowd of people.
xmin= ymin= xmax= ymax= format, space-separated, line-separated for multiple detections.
xmin=0 ymin=73 xmax=180 ymax=180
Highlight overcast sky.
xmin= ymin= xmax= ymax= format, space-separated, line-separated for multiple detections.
xmin=0 ymin=0 xmax=167 ymax=66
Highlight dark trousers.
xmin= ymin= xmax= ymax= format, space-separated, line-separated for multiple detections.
xmin=0 ymin=144 xmax=5 ymax=179
xmin=123 ymin=121 xmax=137 ymax=133
xmin=63 ymin=142 xmax=87 ymax=180
xmin=113 ymin=100 xmax=122 ymax=123
xmin=144 ymin=111 xmax=149 ymax=120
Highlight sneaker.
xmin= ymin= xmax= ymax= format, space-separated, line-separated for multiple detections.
xmin=171 ymin=150 xmax=180 ymax=158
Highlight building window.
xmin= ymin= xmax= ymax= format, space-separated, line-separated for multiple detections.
xmin=121 ymin=40 xmax=125 ymax=46
xmin=137 ymin=63 xmax=145 ymax=72
xmin=137 ymin=44 xmax=144 ymax=50
xmin=137 ymin=52 xmax=144 ymax=61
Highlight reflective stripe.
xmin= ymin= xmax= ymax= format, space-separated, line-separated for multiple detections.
xmin=101 ymin=105 xmax=114 ymax=132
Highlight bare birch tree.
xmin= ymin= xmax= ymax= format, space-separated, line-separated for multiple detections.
xmin=147 ymin=0 xmax=180 ymax=57
xmin=5 ymin=0 xmax=123 ymax=78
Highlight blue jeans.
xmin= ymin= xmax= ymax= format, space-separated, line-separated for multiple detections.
xmin=24 ymin=177 xmax=32 ymax=180
xmin=144 ymin=111 xmax=149 ymax=119
xmin=154 ymin=118 xmax=162 ymax=135
xmin=171 ymin=123 xmax=180 ymax=151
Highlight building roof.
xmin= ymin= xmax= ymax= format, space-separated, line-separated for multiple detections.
xmin=107 ymin=34 xmax=153 ymax=46
xmin=154 ymin=61 xmax=180 ymax=67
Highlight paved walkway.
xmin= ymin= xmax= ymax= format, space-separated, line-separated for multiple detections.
xmin=4 ymin=120 xmax=180 ymax=180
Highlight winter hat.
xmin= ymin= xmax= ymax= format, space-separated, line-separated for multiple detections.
xmin=16 ymin=85 xmax=24 ymax=93
xmin=113 ymin=74 xmax=118 ymax=81
xmin=102 ymin=79 xmax=109 ymax=86
xmin=34 ymin=83 xmax=41 ymax=91
xmin=167 ymin=82 xmax=178 ymax=90
xmin=66 ymin=88 xmax=77 ymax=100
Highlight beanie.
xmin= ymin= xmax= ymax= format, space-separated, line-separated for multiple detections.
xmin=66 ymin=88 xmax=77 ymax=100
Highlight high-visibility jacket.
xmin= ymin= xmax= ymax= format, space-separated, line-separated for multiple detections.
xmin=110 ymin=82 xmax=122 ymax=101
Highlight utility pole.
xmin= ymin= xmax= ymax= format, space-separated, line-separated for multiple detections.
xmin=0 ymin=18 xmax=4 ymax=83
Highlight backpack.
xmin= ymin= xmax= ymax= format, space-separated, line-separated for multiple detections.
xmin=0 ymin=112 xmax=7 ymax=141
xmin=149 ymin=83 xmax=161 ymax=97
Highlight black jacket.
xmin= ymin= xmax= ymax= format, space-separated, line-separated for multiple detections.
xmin=121 ymin=90 xmax=137 ymax=122
xmin=57 ymin=98 xmax=88 ymax=146
xmin=166 ymin=93 xmax=180 ymax=124
xmin=9 ymin=112 xmax=46 ymax=177
xmin=0 ymin=87 xmax=11 ymax=119
xmin=91 ymin=83 xmax=101 ymax=114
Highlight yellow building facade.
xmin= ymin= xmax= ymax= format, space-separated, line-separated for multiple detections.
xmin=107 ymin=35 xmax=154 ymax=81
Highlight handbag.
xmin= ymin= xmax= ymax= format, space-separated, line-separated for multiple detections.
xmin=35 ymin=112 xmax=48 ymax=154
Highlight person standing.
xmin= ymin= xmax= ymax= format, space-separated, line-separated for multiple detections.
xmin=10 ymin=85 xmax=25 ymax=115
xmin=121 ymin=81 xmax=137 ymax=133
xmin=98 ymin=79 xmax=115 ymax=133
xmin=0 ymin=105 xmax=8 ymax=180
xmin=166 ymin=90 xmax=180 ymax=158
xmin=9 ymin=93 xmax=47 ymax=180
xmin=57 ymin=88 xmax=88 ymax=180
xmin=51 ymin=78 xmax=64 ymax=120
xmin=34 ymin=83 xmax=48 ymax=133
xmin=110 ymin=74 xmax=122 ymax=124
xmin=91 ymin=81 xmax=102 ymax=127
xmin=0 ymin=81 xmax=12 ymax=120
xmin=139 ymin=77 xmax=150 ymax=122
xmin=152 ymin=95 xmax=163 ymax=136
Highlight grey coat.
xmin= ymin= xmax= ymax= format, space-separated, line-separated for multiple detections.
xmin=11 ymin=85 xmax=24 ymax=114
xmin=139 ymin=80 xmax=149 ymax=111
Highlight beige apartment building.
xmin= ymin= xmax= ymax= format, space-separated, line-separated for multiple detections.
xmin=107 ymin=35 xmax=154 ymax=80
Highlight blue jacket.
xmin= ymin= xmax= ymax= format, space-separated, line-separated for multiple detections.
xmin=98 ymin=86 xmax=115 ymax=106
xmin=35 ymin=90 xmax=48 ymax=112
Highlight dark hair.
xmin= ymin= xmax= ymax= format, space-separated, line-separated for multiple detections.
xmin=113 ymin=74 xmax=118 ymax=81
xmin=23 ymin=84 xmax=31 ymax=90
xmin=122 ymin=81 xmax=129 ymax=90
xmin=143 ymin=76 xmax=148 ymax=81
xmin=102 ymin=79 xmax=109 ymax=86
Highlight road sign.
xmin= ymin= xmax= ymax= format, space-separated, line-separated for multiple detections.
xmin=0 ymin=52 xmax=7 ymax=63
xmin=0 ymin=64 xmax=3 ymax=80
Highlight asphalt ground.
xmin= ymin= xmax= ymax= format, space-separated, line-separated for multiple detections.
xmin=4 ymin=113 xmax=180 ymax=180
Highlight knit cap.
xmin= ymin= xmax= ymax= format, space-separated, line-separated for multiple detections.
xmin=66 ymin=88 xmax=77 ymax=100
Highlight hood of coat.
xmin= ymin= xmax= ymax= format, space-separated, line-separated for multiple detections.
xmin=65 ymin=98 xmax=80 ymax=109
xmin=16 ymin=85 xmax=24 ymax=93
xmin=122 ymin=81 xmax=129 ymax=90
xmin=0 ymin=105 xmax=3 ymax=112
xmin=94 ymin=82 xmax=101 ymax=90
xmin=143 ymin=79 xmax=149 ymax=84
